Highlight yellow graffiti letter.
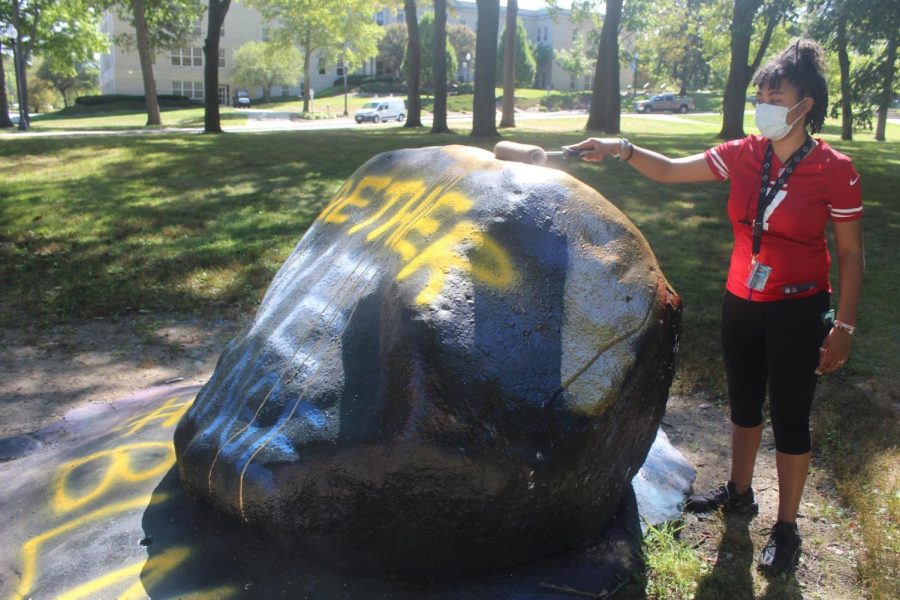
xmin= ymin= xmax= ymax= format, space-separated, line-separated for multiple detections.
xmin=53 ymin=442 xmax=175 ymax=514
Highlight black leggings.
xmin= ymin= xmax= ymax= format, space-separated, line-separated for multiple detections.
xmin=721 ymin=290 xmax=830 ymax=455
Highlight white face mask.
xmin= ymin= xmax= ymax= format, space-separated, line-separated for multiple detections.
xmin=755 ymin=99 xmax=805 ymax=141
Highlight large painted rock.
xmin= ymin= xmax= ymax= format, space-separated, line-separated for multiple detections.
xmin=174 ymin=145 xmax=681 ymax=576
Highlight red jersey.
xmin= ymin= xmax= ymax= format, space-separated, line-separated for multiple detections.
xmin=705 ymin=135 xmax=863 ymax=302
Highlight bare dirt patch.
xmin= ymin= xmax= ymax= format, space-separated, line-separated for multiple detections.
xmin=664 ymin=394 xmax=866 ymax=599
xmin=0 ymin=314 xmax=246 ymax=438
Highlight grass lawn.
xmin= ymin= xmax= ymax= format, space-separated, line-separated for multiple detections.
xmin=1 ymin=119 xmax=897 ymax=598
xmin=25 ymin=106 xmax=249 ymax=131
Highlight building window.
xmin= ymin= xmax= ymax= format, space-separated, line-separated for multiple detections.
xmin=218 ymin=48 xmax=225 ymax=68
xmin=262 ymin=27 xmax=270 ymax=42
xmin=337 ymin=59 xmax=345 ymax=77
xmin=584 ymin=75 xmax=592 ymax=89
xmin=220 ymin=27 xmax=225 ymax=37
xmin=397 ymin=10 xmax=405 ymax=22
xmin=192 ymin=20 xmax=201 ymax=38
xmin=318 ymin=57 xmax=326 ymax=75
xmin=281 ymin=85 xmax=290 ymax=97
xmin=376 ymin=60 xmax=384 ymax=77
xmin=172 ymin=48 xmax=203 ymax=67
xmin=570 ymin=74 xmax=577 ymax=90
xmin=544 ymin=26 xmax=549 ymax=42
xmin=375 ymin=10 xmax=384 ymax=25
xmin=172 ymin=80 xmax=204 ymax=100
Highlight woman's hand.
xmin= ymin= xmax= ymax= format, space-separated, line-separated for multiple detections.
xmin=564 ymin=138 xmax=623 ymax=162
xmin=815 ymin=327 xmax=852 ymax=375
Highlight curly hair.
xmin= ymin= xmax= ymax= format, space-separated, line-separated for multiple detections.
xmin=752 ymin=39 xmax=828 ymax=134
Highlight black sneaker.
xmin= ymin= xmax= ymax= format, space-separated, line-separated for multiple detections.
xmin=684 ymin=480 xmax=759 ymax=515
xmin=758 ymin=520 xmax=802 ymax=576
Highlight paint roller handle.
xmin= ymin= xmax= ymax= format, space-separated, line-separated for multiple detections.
xmin=563 ymin=138 xmax=633 ymax=163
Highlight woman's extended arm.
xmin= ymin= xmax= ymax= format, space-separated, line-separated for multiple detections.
xmin=564 ymin=137 xmax=719 ymax=184
xmin=816 ymin=219 xmax=864 ymax=374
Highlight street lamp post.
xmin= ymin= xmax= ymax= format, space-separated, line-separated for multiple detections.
xmin=3 ymin=22 xmax=27 ymax=130
xmin=342 ymin=47 xmax=349 ymax=117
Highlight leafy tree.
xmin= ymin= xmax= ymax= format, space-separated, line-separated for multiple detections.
xmin=532 ymin=42 xmax=554 ymax=88
xmin=4 ymin=0 xmax=107 ymax=129
xmin=649 ymin=0 xmax=711 ymax=96
xmin=231 ymin=40 xmax=302 ymax=103
xmin=27 ymin=66 xmax=60 ymax=112
xmin=412 ymin=13 xmax=457 ymax=90
xmin=471 ymin=0 xmax=500 ymax=137
xmin=719 ymin=0 xmax=796 ymax=139
xmin=378 ymin=23 xmax=407 ymax=80
xmin=37 ymin=59 xmax=98 ymax=107
xmin=203 ymin=0 xmax=230 ymax=133
xmin=249 ymin=0 xmax=382 ymax=114
xmin=586 ymin=0 xmax=623 ymax=133
xmin=431 ymin=0 xmax=451 ymax=133
xmin=555 ymin=35 xmax=594 ymax=89
xmin=496 ymin=14 xmax=536 ymax=89
xmin=403 ymin=0 xmax=423 ymax=126
xmin=816 ymin=0 xmax=899 ymax=141
xmin=499 ymin=0 xmax=518 ymax=128
xmin=447 ymin=23 xmax=476 ymax=76
xmin=105 ymin=0 xmax=205 ymax=126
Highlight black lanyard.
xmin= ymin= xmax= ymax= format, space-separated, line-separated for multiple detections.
xmin=752 ymin=135 xmax=814 ymax=257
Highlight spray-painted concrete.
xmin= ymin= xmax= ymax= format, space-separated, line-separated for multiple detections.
xmin=174 ymin=145 xmax=682 ymax=576
xmin=1 ymin=385 xmax=692 ymax=599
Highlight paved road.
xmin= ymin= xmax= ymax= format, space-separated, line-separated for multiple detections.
xmin=1 ymin=109 xmax=722 ymax=139
xmin=5 ymin=109 xmax=897 ymax=139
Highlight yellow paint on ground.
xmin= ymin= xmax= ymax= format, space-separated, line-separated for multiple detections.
xmin=116 ymin=395 xmax=193 ymax=437
xmin=53 ymin=442 xmax=175 ymax=514
xmin=55 ymin=546 xmax=190 ymax=600
xmin=13 ymin=494 xmax=170 ymax=600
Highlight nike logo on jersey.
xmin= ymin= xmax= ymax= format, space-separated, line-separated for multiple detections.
xmin=850 ymin=176 xmax=860 ymax=186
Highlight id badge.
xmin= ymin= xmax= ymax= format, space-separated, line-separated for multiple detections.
xmin=746 ymin=262 xmax=772 ymax=292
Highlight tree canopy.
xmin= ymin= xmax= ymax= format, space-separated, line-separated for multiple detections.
xmin=231 ymin=40 xmax=302 ymax=102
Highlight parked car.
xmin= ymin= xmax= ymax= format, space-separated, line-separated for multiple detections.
xmin=233 ymin=88 xmax=251 ymax=108
xmin=355 ymin=98 xmax=406 ymax=123
xmin=634 ymin=93 xmax=695 ymax=113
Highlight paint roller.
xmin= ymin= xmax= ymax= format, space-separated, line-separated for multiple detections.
xmin=493 ymin=141 xmax=584 ymax=165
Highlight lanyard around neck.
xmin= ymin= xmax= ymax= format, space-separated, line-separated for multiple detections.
xmin=752 ymin=135 xmax=814 ymax=257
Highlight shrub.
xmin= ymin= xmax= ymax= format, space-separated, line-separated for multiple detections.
xmin=74 ymin=94 xmax=199 ymax=107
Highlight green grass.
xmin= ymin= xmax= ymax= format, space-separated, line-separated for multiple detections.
xmin=1 ymin=118 xmax=897 ymax=597
xmin=25 ymin=106 xmax=249 ymax=130
xmin=643 ymin=521 xmax=708 ymax=599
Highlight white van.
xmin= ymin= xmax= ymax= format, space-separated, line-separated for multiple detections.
xmin=354 ymin=98 xmax=406 ymax=123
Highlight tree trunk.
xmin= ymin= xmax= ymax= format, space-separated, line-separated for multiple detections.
xmin=404 ymin=0 xmax=423 ymax=127
xmin=132 ymin=0 xmax=162 ymax=126
xmin=10 ymin=0 xmax=29 ymax=130
xmin=431 ymin=0 xmax=450 ymax=133
xmin=718 ymin=0 xmax=763 ymax=139
xmin=302 ymin=29 xmax=312 ymax=114
xmin=204 ymin=0 xmax=231 ymax=134
xmin=874 ymin=33 xmax=896 ymax=142
xmin=586 ymin=0 xmax=622 ymax=133
xmin=0 ymin=40 xmax=14 ymax=128
xmin=836 ymin=14 xmax=852 ymax=141
xmin=471 ymin=0 xmax=500 ymax=137
xmin=499 ymin=0 xmax=517 ymax=128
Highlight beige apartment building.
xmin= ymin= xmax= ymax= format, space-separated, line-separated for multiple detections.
xmin=100 ymin=1 xmax=628 ymax=106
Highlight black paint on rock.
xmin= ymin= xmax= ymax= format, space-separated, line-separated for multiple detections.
xmin=174 ymin=145 xmax=682 ymax=576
